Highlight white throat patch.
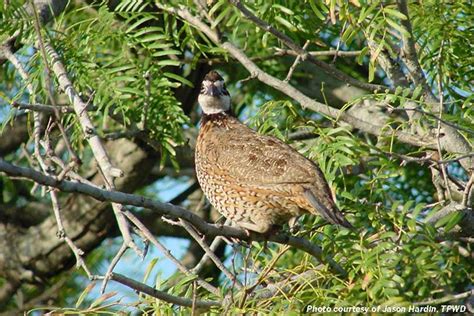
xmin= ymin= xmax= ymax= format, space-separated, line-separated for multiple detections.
xmin=198 ymin=93 xmax=231 ymax=114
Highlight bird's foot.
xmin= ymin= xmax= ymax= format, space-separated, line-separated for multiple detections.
xmin=289 ymin=223 xmax=302 ymax=234
xmin=288 ymin=217 xmax=302 ymax=234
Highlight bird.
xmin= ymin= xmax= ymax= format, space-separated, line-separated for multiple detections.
xmin=195 ymin=70 xmax=352 ymax=234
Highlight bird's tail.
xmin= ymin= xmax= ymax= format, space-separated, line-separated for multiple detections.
xmin=303 ymin=189 xmax=353 ymax=229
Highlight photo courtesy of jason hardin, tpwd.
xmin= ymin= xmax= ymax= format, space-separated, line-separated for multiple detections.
xmin=303 ymin=304 xmax=467 ymax=314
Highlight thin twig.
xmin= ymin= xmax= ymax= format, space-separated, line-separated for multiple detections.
xmin=140 ymin=70 xmax=151 ymax=130
xmin=413 ymin=289 xmax=474 ymax=306
xmin=43 ymin=130 xmax=93 ymax=278
xmin=42 ymin=42 xmax=146 ymax=258
xmin=102 ymin=129 xmax=143 ymax=140
xmin=388 ymin=106 xmax=474 ymax=136
xmin=12 ymin=102 xmax=74 ymax=114
xmin=284 ymin=40 xmax=309 ymax=82
xmin=43 ymin=43 xmax=123 ymax=180
xmin=191 ymin=219 xmax=230 ymax=275
xmin=110 ymin=273 xmax=221 ymax=309
xmin=31 ymin=2 xmax=81 ymax=165
xmin=462 ymin=173 xmax=474 ymax=207
xmin=122 ymin=209 xmax=221 ymax=296
xmin=51 ymin=188 xmax=93 ymax=278
xmin=179 ymin=219 xmax=243 ymax=289
xmin=435 ymin=45 xmax=452 ymax=201
xmin=380 ymin=149 xmax=474 ymax=167
xmin=275 ymin=48 xmax=362 ymax=57
xmin=193 ymin=0 xmax=213 ymax=23
xmin=100 ymin=242 xmax=128 ymax=294
xmin=394 ymin=0 xmax=473 ymax=174
xmin=178 ymin=49 xmax=362 ymax=65
xmin=396 ymin=0 xmax=433 ymax=99
xmin=191 ymin=281 xmax=198 ymax=316
xmin=240 ymin=244 xmax=290 ymax=307
xmin=49 ymin=156 xmax=99 ymax=187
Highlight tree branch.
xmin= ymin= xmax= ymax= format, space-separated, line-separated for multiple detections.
xmin=110 ymin=273 xmax=221 ymax=309
xmin=396 ymin=0 xmax=433 ymax=98
xmin=275 ymin=48 xmax=363 ymax=57
xmin=413 ymin=288 xmax=474 ymax=306
xmin=0 ymin=158 xmax=347 ymax=276
xmin=154 ymin=2 xmax=435 ymax=149
xmin=43 ymin=41 xmax=143 ymax=257
xmin=229 ymin=0 xmax=390 ymax=94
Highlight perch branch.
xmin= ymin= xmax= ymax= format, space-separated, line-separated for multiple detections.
xmin=0 ymin=158 xmax=347 ymax=277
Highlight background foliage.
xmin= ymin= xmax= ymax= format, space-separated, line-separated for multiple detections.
xmin=0 ymin=0 xmax=473 ymax=314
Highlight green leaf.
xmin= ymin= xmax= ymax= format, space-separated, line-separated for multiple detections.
xmin=356 ymin=47 xmax=369 ymax=65
xmin=412 ymin=85 xmax=423 ymax=99
xmin=125 ymin=15 xmax=155 ymax=34
xmin=208 ymin=0 xmax=225 ymax=17
xmin=309 ymin=0 xmax=325 ymax=20
xmin=368 ymin=61 xmax=376 ymax=82
xmin=106 ymin=65 xmax=135 ymax=74
xmin=384 ymin=8 xmax=407 ymax=20
xmin=137 ymin=33 xmax=168 ymax=43
xmin=156 ymin=59 xmax=181 ymax=67
xmin=152 ymin=49 xmax=182 ymax=57
xmin=143 ymin=258 xmax=159 ymax=283
xmin=132 ymin=26 xmax=164 ymax=38
xmin=272 ymin=4 xmax=294 ymax=15
xmin=89 ymin=291 xmax=117 ymax=308
xmin=275 ymin=16 xmax=297 ymax=32
xmin=211 ymin=6 xmax=232 ymax=29
xmin=386 ymin=18 xmax=410 ymax=37
xmin=147 ymin=42 xmax=173 ymax=50
xmin=163 ymin=72 xmax=194 ymax=87
xmin=75 ymin=282 xmax=96 ymax=308
xmin=341 ymin=25 xmax=355 ymax=43
xmin=437 ymin=211 xmax=465 ymax=232
xmin=116 ymin=87 xmax=144 ymax=96
xmin=110 ymin=75 xmax=137 ymax=83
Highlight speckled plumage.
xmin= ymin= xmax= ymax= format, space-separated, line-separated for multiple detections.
xmin=195 ymin=71 xmax=352 ymax=233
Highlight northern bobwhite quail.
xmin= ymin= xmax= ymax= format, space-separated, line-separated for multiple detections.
xmin=195 ymin=70 xmax=352 ymax=234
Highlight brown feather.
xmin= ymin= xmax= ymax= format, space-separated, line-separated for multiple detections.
xmin=195 ymin=111 xmax=352 ymax=233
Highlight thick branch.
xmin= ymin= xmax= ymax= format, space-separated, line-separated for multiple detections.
xmin=396 ymin=0 xmax=433 ymax=96
xmin=0 ymin=137 xmax=158 ymax=308
xmin=44 ymin=43 xmax=123 ymax=181
xmin=0 ymin=158 xmax=347 ymax=276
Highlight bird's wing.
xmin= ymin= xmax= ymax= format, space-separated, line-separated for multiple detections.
xmin=199 ymin=118 xmax=353 ymax=228
xmin=206 ymin=122 xmax=322 ymax=186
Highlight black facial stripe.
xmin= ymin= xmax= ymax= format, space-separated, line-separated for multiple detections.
xmin=222 ymin=83 xmax=230 ymax=96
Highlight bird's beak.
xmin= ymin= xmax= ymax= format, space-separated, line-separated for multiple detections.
xmin=206 ymin=84 xmax=220 ymax=96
